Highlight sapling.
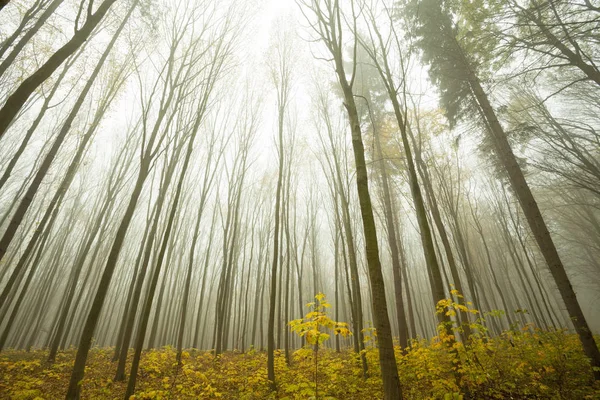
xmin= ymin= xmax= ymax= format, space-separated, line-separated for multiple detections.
xmin=289 ymin=293 xmax=352 ymax=400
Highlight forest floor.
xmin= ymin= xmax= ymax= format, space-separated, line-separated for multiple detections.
xmin=1 ymin=330 xmax=599 ymax=399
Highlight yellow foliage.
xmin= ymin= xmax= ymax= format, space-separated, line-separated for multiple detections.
xmin=289 ymin=293 xmax=353 ymax=346
xmin=0 ymin=295 xmax=598 ymax=399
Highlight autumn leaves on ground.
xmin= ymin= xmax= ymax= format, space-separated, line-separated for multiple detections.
xmin=1 ymin=333 xmax=599 ymax=399
xmin=2 ymin=294 xmax=600 ymax=400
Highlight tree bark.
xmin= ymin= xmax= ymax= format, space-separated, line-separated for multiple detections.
xmin=0 ymin=0 xmax=118 ymax=138
xmin=0 ymin=0 xmax=64 ymax=78
xmin=462 ymin=44 xmax=600 ymax=378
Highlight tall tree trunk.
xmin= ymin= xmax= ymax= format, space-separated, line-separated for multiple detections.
xmin=417 ymin=160 xmax=470 ymax=337
xmin=124 ymin=125 xmax=198 ymax=398
xmin=267 ymin=101 xmax=285 ymax=389
xmin=372 ymin=115 xmax=410 ymax=349
xmin=0 ymin=0 xmax=133 ymax=264
xmin=193 ymin=210 xmax=218 ymax=348
xmin=0 ymin=0 xmax=119 ymax=138
xmin=113 ymin=147 xmax=182 ymax=381
xmin=460 ymin=42 xmax=600 ymax=377
xmin=48 ymin=173 xmax=123 ymax=362
xmin=319 ymin=103 xmax=369 ymax=375
xmin=361 ymin=28 xmax=448 ymax=327
xmin=0 ymin=0 xmax=64 ymax=78
xmin=66 ymin=161 xmax=147 ymax=399
xmin=0 ymin=0 xmax=45 ymax=59
xmin=0 ymin=45 xmax=84 ymax=190
xmin=337 ymin=69 xmax=402 ymax=399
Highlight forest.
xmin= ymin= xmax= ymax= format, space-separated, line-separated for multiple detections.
xmin=0 ymin=0 xmax=599 ymax=399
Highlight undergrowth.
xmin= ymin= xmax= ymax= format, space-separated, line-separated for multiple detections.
xmin=0 ymin=329 xmax=598 ymax=400
xmin=1 ymin=293 xmax=599 ymax=399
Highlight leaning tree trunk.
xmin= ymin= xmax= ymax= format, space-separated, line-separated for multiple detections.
xmin=48 ymin=177 xmax=121 ymax=362
xmin=0 ymin=0 xmax=119 ymax=138
xmin=0 ymin=0 xmax=64 ymax=78
xmin=460 ymin=43 xmax=600 ymax=379
xmin=320 ymin=109 xmax=369 ymax=375
xmin=366 ymin=37 xmax=449 ymax=327
xmin=0 ymin=0 xmax=133 ymax=265
xmin=0 ymin=43 xmax=84 ymax=190
xmin=113 ymin=147 xmax=182 ymax=381
xmin=124 ymin=124 xmax=198 ymax=399
xmin=0 ymin=0 xmax=49 ymax=61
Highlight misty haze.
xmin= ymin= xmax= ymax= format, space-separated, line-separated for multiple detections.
xmin=0 ymin=0 xmax=599 ymax=399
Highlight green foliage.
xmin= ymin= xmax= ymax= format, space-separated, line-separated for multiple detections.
xmin=405 ymin=0 xmax=523 ymax=179
xmin=405 ymin=0 xmax=502 ymax=126
xmin=406 ymin=0 xmax=471 ymax=127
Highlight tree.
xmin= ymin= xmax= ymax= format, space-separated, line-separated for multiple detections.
xmin=409 ymin=0 xmax=600 ymax=379
xmin=357 ymin=5 xmax=451 ymax=331
xmin=0 ymin=0 xmax=137 ymax=301
xmin=0 ymin=0 xmax=120 ymax=138
xmin=266 ymin=24 xmax=293 ymax=387
xmin=504 ymin=0 xmax=600 ymax=87
xmin=0 ymin=51 xmax=135 ymax=353
xmin=0 ymin=0 xmax=64 ymax=79
xmin=176 ymin=116 xmax=225 ymax=365
xmin=64 ymin=4 xmax=202 ymax=396
xmin=289 ymin=293 xmax=352 ymax=400
xmin=0 ymin=42 xmax=88 ymax=191
xmin=48 ymin=134 xmax=136 ymax=362
xmin=298 ymin=1 xmax=403 ymax=398
xmin=314 ymin=86 xmax=368 ymax=375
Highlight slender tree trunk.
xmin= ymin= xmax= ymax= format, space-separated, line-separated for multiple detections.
xmin=193 ymin=210 xmax=218 ymax=348
xmin=0 ymin=0 xmax=133 ymax=265
xmin=177 ymin=203 xmax=207 ymax=364
xmin=0 ymin=0 xmax=48 ymax=60
xmin=267 ymin=103 xmax=285 ymax=389
xmin=65 ymin=160 xmax=147 ymax=399
xmin=334 ymin=231 xmax=340 ymax=352
xmin=372 ymin=116 xmax=409 ymax=349
xmin=319 ymin=106 xmax=369 ymax=375
xmin=522 ymin=5 xmax=600 ymax=86
xmin=114 ymin=145 xmax=185 ymax=380
xmin=338 ymin=71 xmax=402 ymax=399
xmin=364 ymin=35 xmax=448 ymax=328
xmin=112 ymin=211 xmax=153 ymax=362
xmin=0 ymin=46 xmax=83 ymax=190
xmin=415 ymin=156 xmax=471 ymax=338
xmin=468 ymin=204 xmax=515 ymax=328
xmin=0 ymin=209 xmax=69 ymax=350
xmin=0 ymin=0 xmax=64 ymax=78
xmin=460 ymin=43 xmax=600 ymax=377
xmin=0 ymin=0 xmax=119 ymax=138
xmin=48 ymin=182 xmax=121 ymax=362
xmin=124 ymin=126 xmax=198 ymax=399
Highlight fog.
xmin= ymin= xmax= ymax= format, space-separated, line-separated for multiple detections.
xmin=0 ymin=0 xmax=599 ymax=398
